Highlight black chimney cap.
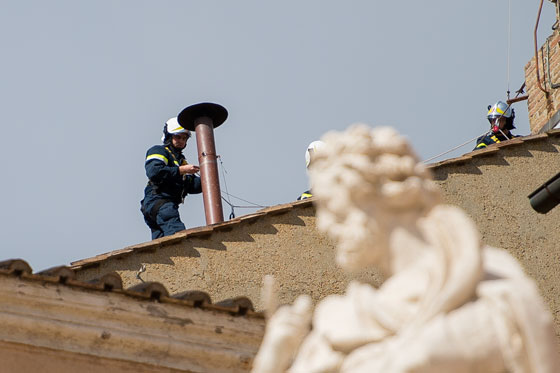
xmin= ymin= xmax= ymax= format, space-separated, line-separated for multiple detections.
xmin=177 ymin=102 xmax=228 ymax=131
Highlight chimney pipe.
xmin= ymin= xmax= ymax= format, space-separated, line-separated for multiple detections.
xmin=178 ymin=103 xmax=228 ymax=225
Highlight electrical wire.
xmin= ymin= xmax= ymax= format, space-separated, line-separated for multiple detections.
xmin=507 ymin=0 xmax=512 ymax=99
xmin=215 ymin=154 xmax=270 ymax=219
xmin=221 ymin=196 xmax=265 ymax=209
xmin=217 ymin=155 xmax=234 ymax=218
xmin=422 ymin=130 xmax=490 ymax=164
xmin=424 ymin=2 xmax=521 ymax=164
xmin=221 ymin=191 xmax=269 ymax=208
xmin=424 ymin=82 xmax=526 ymax=164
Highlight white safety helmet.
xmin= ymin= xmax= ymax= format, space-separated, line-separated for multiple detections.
xmin=162 ymin=117 xmax=191 ymax=143
xmin=487 ymin=101 xmax=516 ymax=129
xmin=305 ymin=140 xmax=326 ymax=168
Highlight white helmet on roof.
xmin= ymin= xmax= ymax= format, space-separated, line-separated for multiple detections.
xmin=305 ymin=140 xmax=326 ymax=168
xmin=162 ymin=117 xmax=191 ymax=143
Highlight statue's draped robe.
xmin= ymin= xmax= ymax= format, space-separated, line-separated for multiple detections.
xmin=288 ymin=205 xmax=559 ymax=373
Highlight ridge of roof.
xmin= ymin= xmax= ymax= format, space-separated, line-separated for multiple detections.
xmin=426 ymin=129 xmax=560 ymax=169
xmin=70 ymin=198 xmax=314 ymax=270
xmin=0 ymin=259 xmax=262 ymax=319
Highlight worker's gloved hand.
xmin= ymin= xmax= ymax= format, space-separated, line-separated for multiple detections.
xmin=179 ymin=164 xmax=200 ymax=175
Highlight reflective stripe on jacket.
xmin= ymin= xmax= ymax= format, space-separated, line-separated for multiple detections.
xmin=143 ymin=145 xmax=201 ymax=204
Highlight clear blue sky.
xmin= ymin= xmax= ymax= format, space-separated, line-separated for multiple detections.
xmin=0 ymin=1 xmax=556 ymax=271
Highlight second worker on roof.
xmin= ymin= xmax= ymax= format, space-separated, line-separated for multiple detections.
xmin=474 ymin=100 xmax=519 ymax=150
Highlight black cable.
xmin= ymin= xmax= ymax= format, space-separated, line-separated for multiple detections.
xmin=216 ymin=155 xmax=270 ymax=220
xmin=221 ymin=191 xmax=268 ymax=208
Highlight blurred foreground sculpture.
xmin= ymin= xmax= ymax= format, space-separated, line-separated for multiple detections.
xmin=252 ymin=125 xmax=559 ymax=372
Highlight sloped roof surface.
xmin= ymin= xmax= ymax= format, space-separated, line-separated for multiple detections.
xmin=71 ymin=199 xmax=313 ymax=271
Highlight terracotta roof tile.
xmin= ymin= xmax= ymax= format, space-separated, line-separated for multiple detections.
xmin=0 ymin=258 xmax=264 ymax=319
xmin=0 ymin=259 xmax=32 ymax=275
xmin=36 ymin=265 xmax=76 ymax=283
xmin=215 ymin=296 xmax=255 ymax=315
xmin=521 ymin=133 xmax=549 ymax=142
xmin=184 ymin=225 xmax=214 ymax=238
xmin=259 ymin=201 xmax=294 ymax=215
xmin=469 ymin=147 xmax=500 ymax=158
xmin=496 ymin=137 xmax=524 ymax=148
xmin=173 ymin=290 xmax=212 ymax=306
xmin=72 ymin=247 xmax=135 ymax=268
xmin=239 ymin=212 xmax=266 ymax=224
xmin=85 ymin=272 xmax=123 ymax=290
xmin=126 ymin=281 xmax=169 ymax=300
xmin=212 ymin=218 xmax=241 ymax=232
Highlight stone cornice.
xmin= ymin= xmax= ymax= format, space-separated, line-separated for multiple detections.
xmin=0 ymin=274 xmax=264 ymax=372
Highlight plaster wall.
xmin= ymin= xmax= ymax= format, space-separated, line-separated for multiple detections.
xmin=75 ymin=205 xmax=383 ymax=311
xmin=430 ymin=137 xmax=560 ymax=336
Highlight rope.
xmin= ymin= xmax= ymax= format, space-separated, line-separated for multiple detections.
xmin=424 ymin=83 xmax=525 ymax=164
xmin=222 ymin=191 xmax=269 ymax=208
xmin=221 ymin=196 xmax=264 ymax=209
xmin=423 ymin=101 xmax=517 ymax=164
xmin=498 ymin=127 xmax=511 ymax=140
xmin=422 ymin=130 xmax=490 ymax=164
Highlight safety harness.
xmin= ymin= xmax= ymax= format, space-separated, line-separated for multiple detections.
xmin=144 ymin=146 xmax=189 ymax=222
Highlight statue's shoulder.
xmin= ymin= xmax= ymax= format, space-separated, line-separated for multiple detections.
xmin=427 ymin=204 xmax=478 ymax=227
xmin=481 ymin=246 xmax=529 ymax=281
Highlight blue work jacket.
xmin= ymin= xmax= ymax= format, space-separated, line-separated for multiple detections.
xmin=143 ymin=145 xmax=202 ymax=206
xmin=474 ymin=132 xmax=518 ymax=150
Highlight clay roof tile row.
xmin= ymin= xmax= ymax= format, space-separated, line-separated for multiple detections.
xmin=0 ymin=259 xmax=260 ymax=318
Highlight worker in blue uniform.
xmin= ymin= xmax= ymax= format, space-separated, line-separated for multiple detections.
xmin=141 ymin=117 xmax=202 ymax=239
xmin=474 ymin=101 xmax=518 ymax=150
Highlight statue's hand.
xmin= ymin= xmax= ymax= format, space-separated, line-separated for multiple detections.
xmin=252 ymin=295 xmax=312 ymax=373
xmin=266 ymin=295 xmax=313 ymax=348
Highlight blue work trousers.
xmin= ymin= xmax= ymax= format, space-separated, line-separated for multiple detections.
xmin=142 ymin=201 xmax=185 ymax=239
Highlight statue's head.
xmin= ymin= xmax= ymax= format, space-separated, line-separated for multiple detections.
xmin=309 ymin=124 xmax=441 ymax=272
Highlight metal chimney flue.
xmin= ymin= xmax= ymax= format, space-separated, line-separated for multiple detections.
xmin=178 ymin=102 xmax=228 ymax=225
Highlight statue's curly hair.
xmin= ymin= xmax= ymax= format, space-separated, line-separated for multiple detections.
xmin=310 ymin=124 xmax=441 ymax=217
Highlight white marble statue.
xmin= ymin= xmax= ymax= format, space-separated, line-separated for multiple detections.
xmin=252 ymin=124 xmax=559 ymax=373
